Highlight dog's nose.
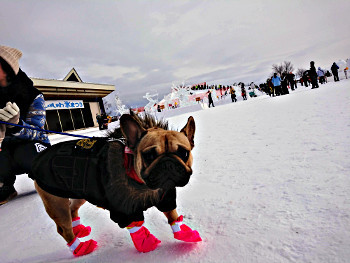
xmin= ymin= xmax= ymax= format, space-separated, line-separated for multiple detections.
xmin=143 ymin=157 xmax=192 ymax=189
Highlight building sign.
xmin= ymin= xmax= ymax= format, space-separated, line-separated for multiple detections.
xmin=45 ymin=100 xmax=84 ymax=110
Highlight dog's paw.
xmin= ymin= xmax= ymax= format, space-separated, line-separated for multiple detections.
xmin=73 ymin=224 xmax=91 ymax=238
xmin=171 ymin=215 xmax=202 ymax=242
xmin=72 ymin=217 xmax=91 ymax=238
xmin=129 ymin=226 xmax=161 ymax=252
xmin=68 ymin=237 xmax=98 ymax=257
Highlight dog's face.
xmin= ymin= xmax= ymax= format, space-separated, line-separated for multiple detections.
xmin=120 ymin=114 xmax=195 ymax=190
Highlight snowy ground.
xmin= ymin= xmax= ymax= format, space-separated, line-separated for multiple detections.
xmin=1 ymin=79 xmax=350 ymax=263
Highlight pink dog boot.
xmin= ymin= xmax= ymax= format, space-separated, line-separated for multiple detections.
xmin=72 ymin=217 xmax=91 ymax=238
xmin=67 ymin=237 xmax=98 ymax=257
xmin=127 ymin=221 xmax=161 ymax=253
xmin=171 ymin=215 xmax=202 ymax=242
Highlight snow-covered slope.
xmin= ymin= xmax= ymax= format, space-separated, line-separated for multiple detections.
xmin=1 ymin=80 xmax=349 ymax=263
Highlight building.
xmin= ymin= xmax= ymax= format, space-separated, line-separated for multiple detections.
xmin=31 ymin=68 xmax=115 ymax=132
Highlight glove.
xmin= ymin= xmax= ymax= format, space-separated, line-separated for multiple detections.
xmin=170 ymin=215 xmax=202 ymax=242
xmin=127 ymin=221 xmax=161 ymax=252
xmin=67 ymin=237 xmax=98 ymax=257
xmin=0 ymin=102 xmax=20 ymax=125
xmin=72 ymin=217 xmax=91 ymax=238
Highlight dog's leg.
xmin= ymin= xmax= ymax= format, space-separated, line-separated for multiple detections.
xmin=164 ymin=209 xmax=202 ymax=242
xmin=34 ymin=181 xmax=75 ymax=243
xmin=35 ymin=182 xmax=98 ymax=256
xmin=69 ymin=199 xmax=86 ymax=218
xmin=163 ymin=209 xmax=179 ymax=224
xmin=69 ymin=199 xmax=91 ymax=238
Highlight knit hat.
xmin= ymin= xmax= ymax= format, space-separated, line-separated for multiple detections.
xmin=0 ymin=45 xmax=22 ymax=75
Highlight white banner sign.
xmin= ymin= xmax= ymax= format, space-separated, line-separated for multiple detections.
xmin=45 ymin=100 xmax=84 ymax=110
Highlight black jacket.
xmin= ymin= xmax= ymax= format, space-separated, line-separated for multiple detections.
xmin=0 ymin=69 xmax=41 ymax=119
xmin=31 ymin=138 xmax=164 ymax=227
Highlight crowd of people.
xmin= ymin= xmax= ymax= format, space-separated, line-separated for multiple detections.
xmin=191 ymin=60 xmax=346 ymax=100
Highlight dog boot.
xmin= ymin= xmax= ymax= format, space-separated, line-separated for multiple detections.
xmin=72 ymin=217 xmax=91 ymax=238
xmin=67 ymin=237 xmax=97 ymax=257
xmin=127 ymin=221 xmax=161 ymax=253
xmin=170 ymin=215 xmax=202 ymax=242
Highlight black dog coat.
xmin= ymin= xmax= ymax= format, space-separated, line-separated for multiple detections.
xmin=31 ymin=138 xmax=176 ymax=228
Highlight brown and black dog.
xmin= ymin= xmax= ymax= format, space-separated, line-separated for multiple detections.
xmin=31 ymin=113 xmax=200 ymax=256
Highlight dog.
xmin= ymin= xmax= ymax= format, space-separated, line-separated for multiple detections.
xmin=31 ymin=113 xmax=201 ymax=257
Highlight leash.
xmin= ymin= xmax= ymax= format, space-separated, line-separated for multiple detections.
xmin=0 ymin=120 xmax=93 ymax=139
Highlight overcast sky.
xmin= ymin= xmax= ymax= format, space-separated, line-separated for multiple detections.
xmin=1 ymin=0 xmax=349 ymax=106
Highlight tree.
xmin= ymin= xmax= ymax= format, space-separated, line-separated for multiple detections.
xmin=283 ymin=61 xmax=294 ymax=74
xmin=296 ymin=68 xmax=306 ymax=78
xmin=272 ymin=63 xmax=284 ymax=76
xmin=272 ymin=61 xmax=295 ymax=76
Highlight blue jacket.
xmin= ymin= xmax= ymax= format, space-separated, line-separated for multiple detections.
xmin=271 ymin=76 xmax=281 ymax=86
xmin=1 ymin=69 xmax=50 ymax=145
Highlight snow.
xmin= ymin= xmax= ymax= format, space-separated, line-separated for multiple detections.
xmin=1 ymin=79 xmax=350 ymax=263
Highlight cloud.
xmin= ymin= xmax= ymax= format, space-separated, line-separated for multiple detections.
xmin=1 ymin=0 xmax=350 ymax=106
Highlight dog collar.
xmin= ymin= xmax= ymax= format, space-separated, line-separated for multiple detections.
xmin=124 ymin=146 xmax=144 ymax=184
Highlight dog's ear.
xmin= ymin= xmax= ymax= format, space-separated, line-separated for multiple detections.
xmin=120 ymin=114 xmax=146 ymax=149
xmin=180 ymin=116 xmax=195 ymax=149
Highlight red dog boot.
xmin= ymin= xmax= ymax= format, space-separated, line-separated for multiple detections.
xmin=67 ymin=237 xmax=98 ymax=257
xmin=72 ymin=217 xmax=91 ymax=238
xmin=170 ymin=215 xmax=202 ymax=242
xmin=127 ymin=221 xmax=161 ymax=252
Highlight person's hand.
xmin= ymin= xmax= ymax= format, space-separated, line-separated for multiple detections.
xmin=0 ymin=102 xmax=20 ymax=125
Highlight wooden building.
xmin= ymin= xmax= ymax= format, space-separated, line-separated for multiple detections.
xmin=31 ymin=68 xmax=115 ymax=132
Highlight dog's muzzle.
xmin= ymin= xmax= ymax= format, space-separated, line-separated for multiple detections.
xmin=142 ymin=156 xmax=192 ymax=189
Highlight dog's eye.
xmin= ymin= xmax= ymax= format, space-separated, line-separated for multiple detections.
xmin=176 ymin=146 xmax=189 ymax=163
xmin=142 ymin=148 xmax=158 ymax=166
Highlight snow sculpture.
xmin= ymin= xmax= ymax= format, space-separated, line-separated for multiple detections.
xmin=168 ymin=83 xmax=194 ymax=108
xmin=336 ymin=60 xmax=347 ymax=71
xmin=115 ymin=95 xmax=128 ymax=116
xmin=143 ymin=92 xmax=158 ymax=113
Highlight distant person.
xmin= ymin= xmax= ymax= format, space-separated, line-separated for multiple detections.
xmin=344 ymin=67 xmax=348 ymax=79
xmin=271 ymin=73 xmax=282 ymax=96
xmin=281 ymin=73 xmax=289 ymax=94
xmin=96 ymin=113 xmax=103 ymax=130
xmin=331 ymin=62 xmax=339 ymax=82
xmin=207 ymin=90 xmax=215 ymax=108
xmin=229 ymin=86 xmax=237 ymax=102
xmin=309 ymin=61 xmax=319 ymax=89
xmin=302 ymin=70 xmax=310 ymax=87
xmin=287 ymin=72 xmax=297 ymax=90
xmin=267 ymin=78 xmax=274 ymax=96
xmin=241 ymin=83 xmax=247 ymax=100
xmin=0 ymin=45 xmax=50 ymax=205
xmin=317 ymin=67 xmax=326 ymax=84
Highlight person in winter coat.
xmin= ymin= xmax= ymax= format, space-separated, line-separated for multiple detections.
xmin=309 ymin=61 xmax=319 ymax=89
xmin=286 ymin=72 xmax=297 ymax=90
xmin=317 ymin=67 xmax=326 ymax=84
xmin=271 ymin=73 xmax=282 ymax=96
xmin=331 ymin=62 xmax=339 ymax=82
xmin=207 ymin=90 xmax=215 ymax=108
xmin=267 ymin=78 xmax=274 ymax=96
xmin=241 ymin=83 xmax=247 ymax=100
xmin=0 ymin=45 xmax=50 ymax=205
xmin=302 ymin=70 xmax=310 ymax=87
xmin=229 ymin=86 xmax=237 ymax=102
xmin=281 ymin=73 xmax=289 ymax=95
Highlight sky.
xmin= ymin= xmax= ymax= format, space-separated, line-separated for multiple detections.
xmin=1 ymin=0 xmax=349 ymax=106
